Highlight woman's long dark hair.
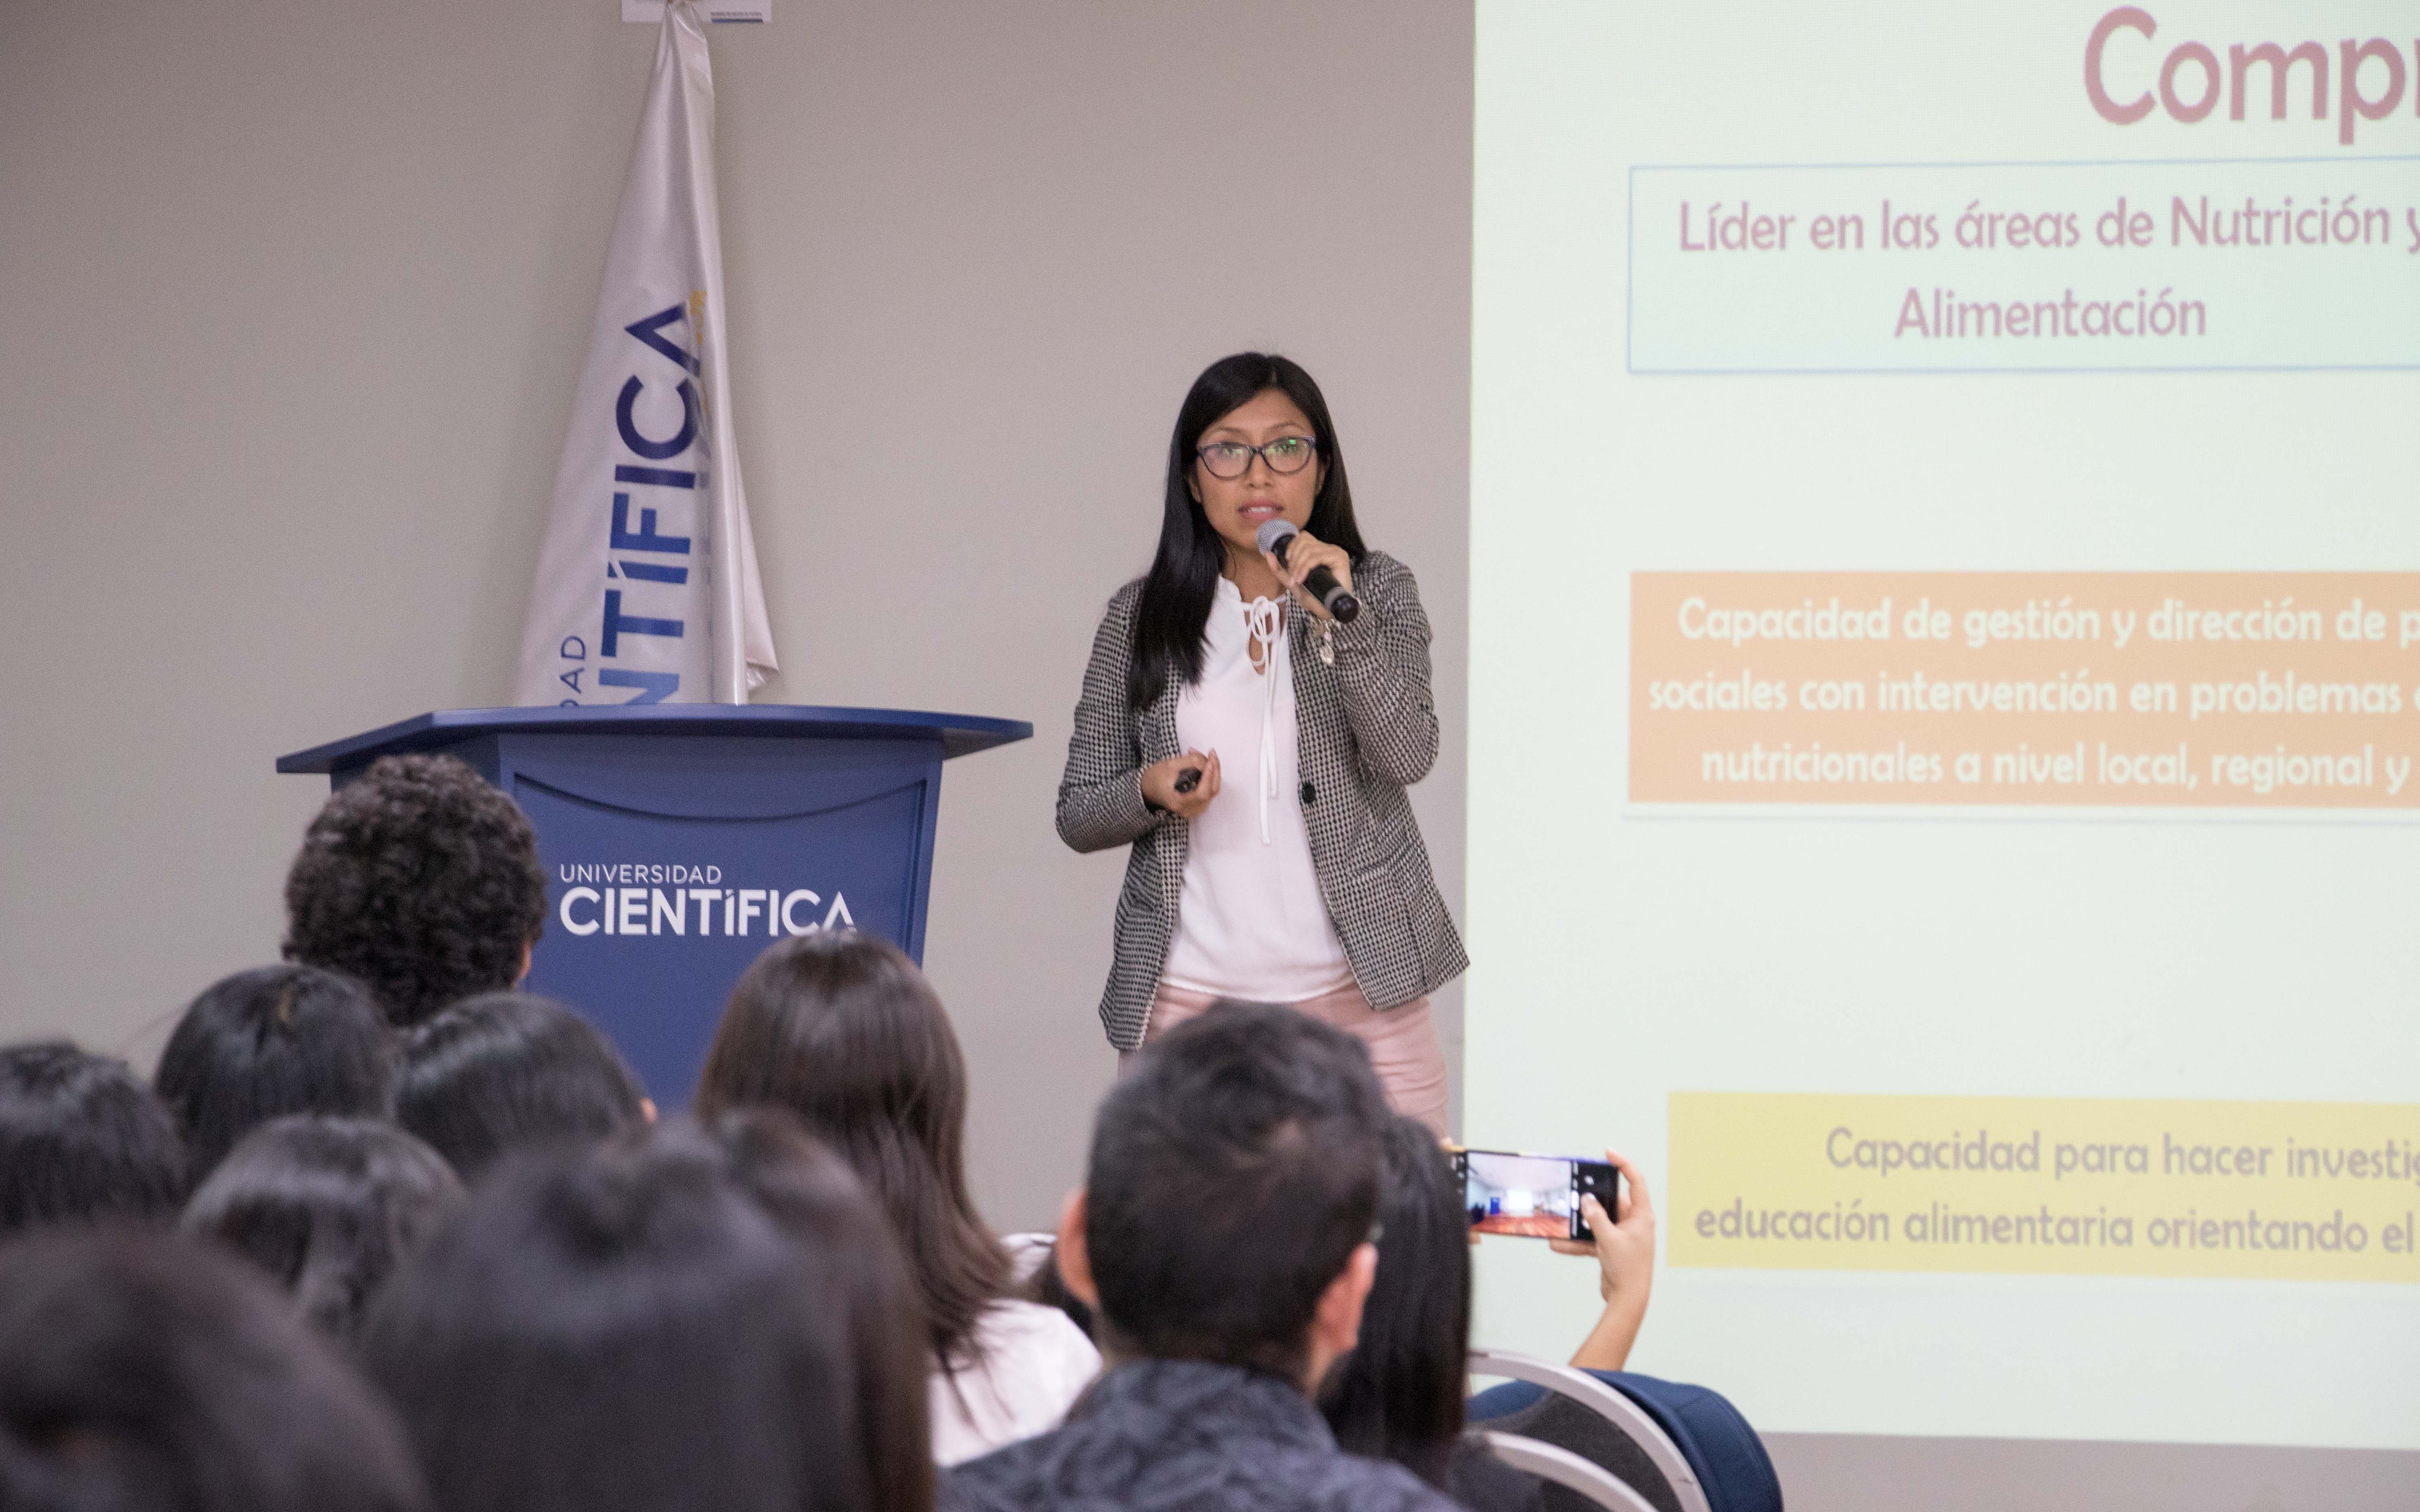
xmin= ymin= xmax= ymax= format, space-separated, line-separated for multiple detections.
xmin=694 ymin=932 xmax=1009 ymax=1371
xmin=1318 ymin=1115 xmax=1469 ymax=1490
xmin=1128 ymin=352 xmax=1368 ymax=710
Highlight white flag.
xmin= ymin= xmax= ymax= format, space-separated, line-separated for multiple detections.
xmin=516 ymin=0 xmax=775 ymax=707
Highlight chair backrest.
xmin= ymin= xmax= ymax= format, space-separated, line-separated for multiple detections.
xmin=1470 ymin=1349 xmax=1712 ymax=1512
xmin=1468 ymin=1351 xmax=1783 ymax=1512
xmin=1479 ymin=1389 xmax=1679 ymax=1512
xmin=1480 ymin=1431 xmax=1663 ymax=1512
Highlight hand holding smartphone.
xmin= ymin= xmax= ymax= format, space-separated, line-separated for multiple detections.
xmin=1452 ymin=1146 xmax=1622 ymax=1241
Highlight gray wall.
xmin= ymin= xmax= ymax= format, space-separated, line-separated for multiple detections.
xmin=1765 ymin=1435 xmax=2420 ymax=1512
xmin=0 ymin=0 xmax=1471 ymax=1231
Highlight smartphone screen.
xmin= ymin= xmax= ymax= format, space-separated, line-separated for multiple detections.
xmin=1455 ymin=1147 xmax=1620 ymax=1240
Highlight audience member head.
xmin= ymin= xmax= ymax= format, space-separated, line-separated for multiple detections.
xmin=181 ymin=1115 xmax=465 ymax=1340
xmin=154 ymin=964 xmax=396 ymax=1186
xmin=1318 ymin=1115 xmax=1469 ymax=1488
xmin=1060 ymin=1001 xmax=1389 ymax=1389
xmin=708 ymin=1107 xmax=935 ymax=1512
xmin=0 ymin=1227 xmax=426 ymax=1512
xmin=282 ymin=754 xmax=548 ymax=1028
xmin=0 ymin=1043 xmax=185 ymax=1239
xmin=394 ymin=992 xmax=647 ymax=1182
xmin=697 ymin=931 xmax=1009 ymax=1366
xmin=361 ymin=1123 xmax=907 ymax=1512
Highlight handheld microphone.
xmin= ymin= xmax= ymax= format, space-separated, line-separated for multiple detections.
xmin=1254 ymin=520 xmax=1360 ymax=623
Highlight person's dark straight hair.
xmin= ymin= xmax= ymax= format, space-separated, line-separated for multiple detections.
xmin=1128 ymin=352 xmax=1368 ymax=710
xmin=695 ymin=931 xmax=1010 ymax=1372
xmin=360 ymin=1124 xmax=893 ymax=1512
xmin=1318 ymin=1115 xmax=1469 ymax=1488
xmin=0 ymin=1227 xmax=428 ymax=1512
xmin=1083 ymin=1001 xmax=1387 ymax=1379
xmin=707 ymin=1107 xmax=935 ymax=1512
xmin=181 ymin=1115 xmax=465 ymax=1340
xmin=154 ymin=964 xmax=397 ymax=1187
xmin=0 ymin=1042 xmax=185 ymax=1238
xmin=394 ymin=992 xmax=646 ymax=1182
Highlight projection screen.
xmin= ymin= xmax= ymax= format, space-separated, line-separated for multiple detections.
xmin=1465 ymin=0 xmax=2420 ymax=1455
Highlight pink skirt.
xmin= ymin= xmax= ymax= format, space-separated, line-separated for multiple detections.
xmin=1125 ymin=980 xmax=1449 ymax=1136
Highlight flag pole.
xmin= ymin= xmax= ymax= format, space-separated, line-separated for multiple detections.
xmin=668 ymin=0 xmax=750 ymax=704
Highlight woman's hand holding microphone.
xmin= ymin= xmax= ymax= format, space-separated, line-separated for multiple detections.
xmin=1141 ymin=749 xmax=1220 ymax=820
xmin=1261 ymin=530 xmax=1354 ymax=622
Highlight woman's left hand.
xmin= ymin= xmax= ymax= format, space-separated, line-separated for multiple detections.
xmin=1550 ymin=1149 xmax=1654 ymax=1306
xmin=1551 ymin=1148 xmax=1655 ymax=1373
xmin=1262 ymin=531 xmax=1353 ymax=621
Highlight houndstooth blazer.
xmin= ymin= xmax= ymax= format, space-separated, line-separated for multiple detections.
xmin=1056 ymin=551 xmax=1468 ymax=1050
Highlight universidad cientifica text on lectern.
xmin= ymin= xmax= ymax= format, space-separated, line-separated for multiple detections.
xmin=278 ymin=704 xmax=1030 ymax=1103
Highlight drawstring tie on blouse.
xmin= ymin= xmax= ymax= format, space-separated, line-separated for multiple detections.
xmin=1245 ymin=595 xmax=1284 ymax=846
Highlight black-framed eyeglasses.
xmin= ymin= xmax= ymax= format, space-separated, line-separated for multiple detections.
xmin=1196 ymin=435 xmax=1318 ymax=480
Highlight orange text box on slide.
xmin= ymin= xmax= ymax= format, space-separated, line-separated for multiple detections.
xmin=1631 ymin=572 xmax=2420 ymax=808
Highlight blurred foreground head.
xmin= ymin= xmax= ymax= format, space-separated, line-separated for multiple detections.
xmin=0 ymin=1228 xmax=426 ymax=1512
xmin=708 ymin=1106 xmax=935 ymax=1512
xmin=182 ymin=1115 xmax=465 ymax=1338
xmin=363 ymin=1121 xmax=924 ymax=1512
xmin=0 ymin=1043 xmax=185 ymax=1239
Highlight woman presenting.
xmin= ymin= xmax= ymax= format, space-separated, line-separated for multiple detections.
xmin=1056 ymin=352 xmax=1466 ymax=1131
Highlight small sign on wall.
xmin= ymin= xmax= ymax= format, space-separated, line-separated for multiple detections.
xmin=623 ymin=1 xmax=769 ymax=21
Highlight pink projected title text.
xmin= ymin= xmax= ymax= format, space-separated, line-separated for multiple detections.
xmin=2087 ymin=8 xmax=2417 ymax=145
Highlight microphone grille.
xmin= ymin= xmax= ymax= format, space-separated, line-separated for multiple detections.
xmin=1254 ymin=519 xmax=1297 ymax=554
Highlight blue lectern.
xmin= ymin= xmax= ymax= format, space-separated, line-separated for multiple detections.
xmin=277 ymin=705 xmax=1031 ymax=1103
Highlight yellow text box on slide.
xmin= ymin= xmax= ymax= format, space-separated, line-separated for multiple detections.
xmin=1669 ymin=1093 xmax=2420 ymax=1283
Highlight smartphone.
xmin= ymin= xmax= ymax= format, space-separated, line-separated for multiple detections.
xmin=1452 ymin=1147 xmax=1620 ymax=1241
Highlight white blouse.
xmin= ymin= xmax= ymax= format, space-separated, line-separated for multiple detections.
xmin=1158 ymin=577 xmax=1356 ymax=1003
xmin=927 ymin=1298 xmax=1101 ymax=1466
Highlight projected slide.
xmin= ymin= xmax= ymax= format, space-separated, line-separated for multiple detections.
xmin=1466 ymin=1 xmax=2419 ymax=1451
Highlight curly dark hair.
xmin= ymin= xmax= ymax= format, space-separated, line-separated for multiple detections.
xmin=282 ymin=755 xmax=548 ymax=1031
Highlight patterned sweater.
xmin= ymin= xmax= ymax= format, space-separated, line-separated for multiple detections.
xmin=949 ymin=1358 xmax=1465 ymax=1512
